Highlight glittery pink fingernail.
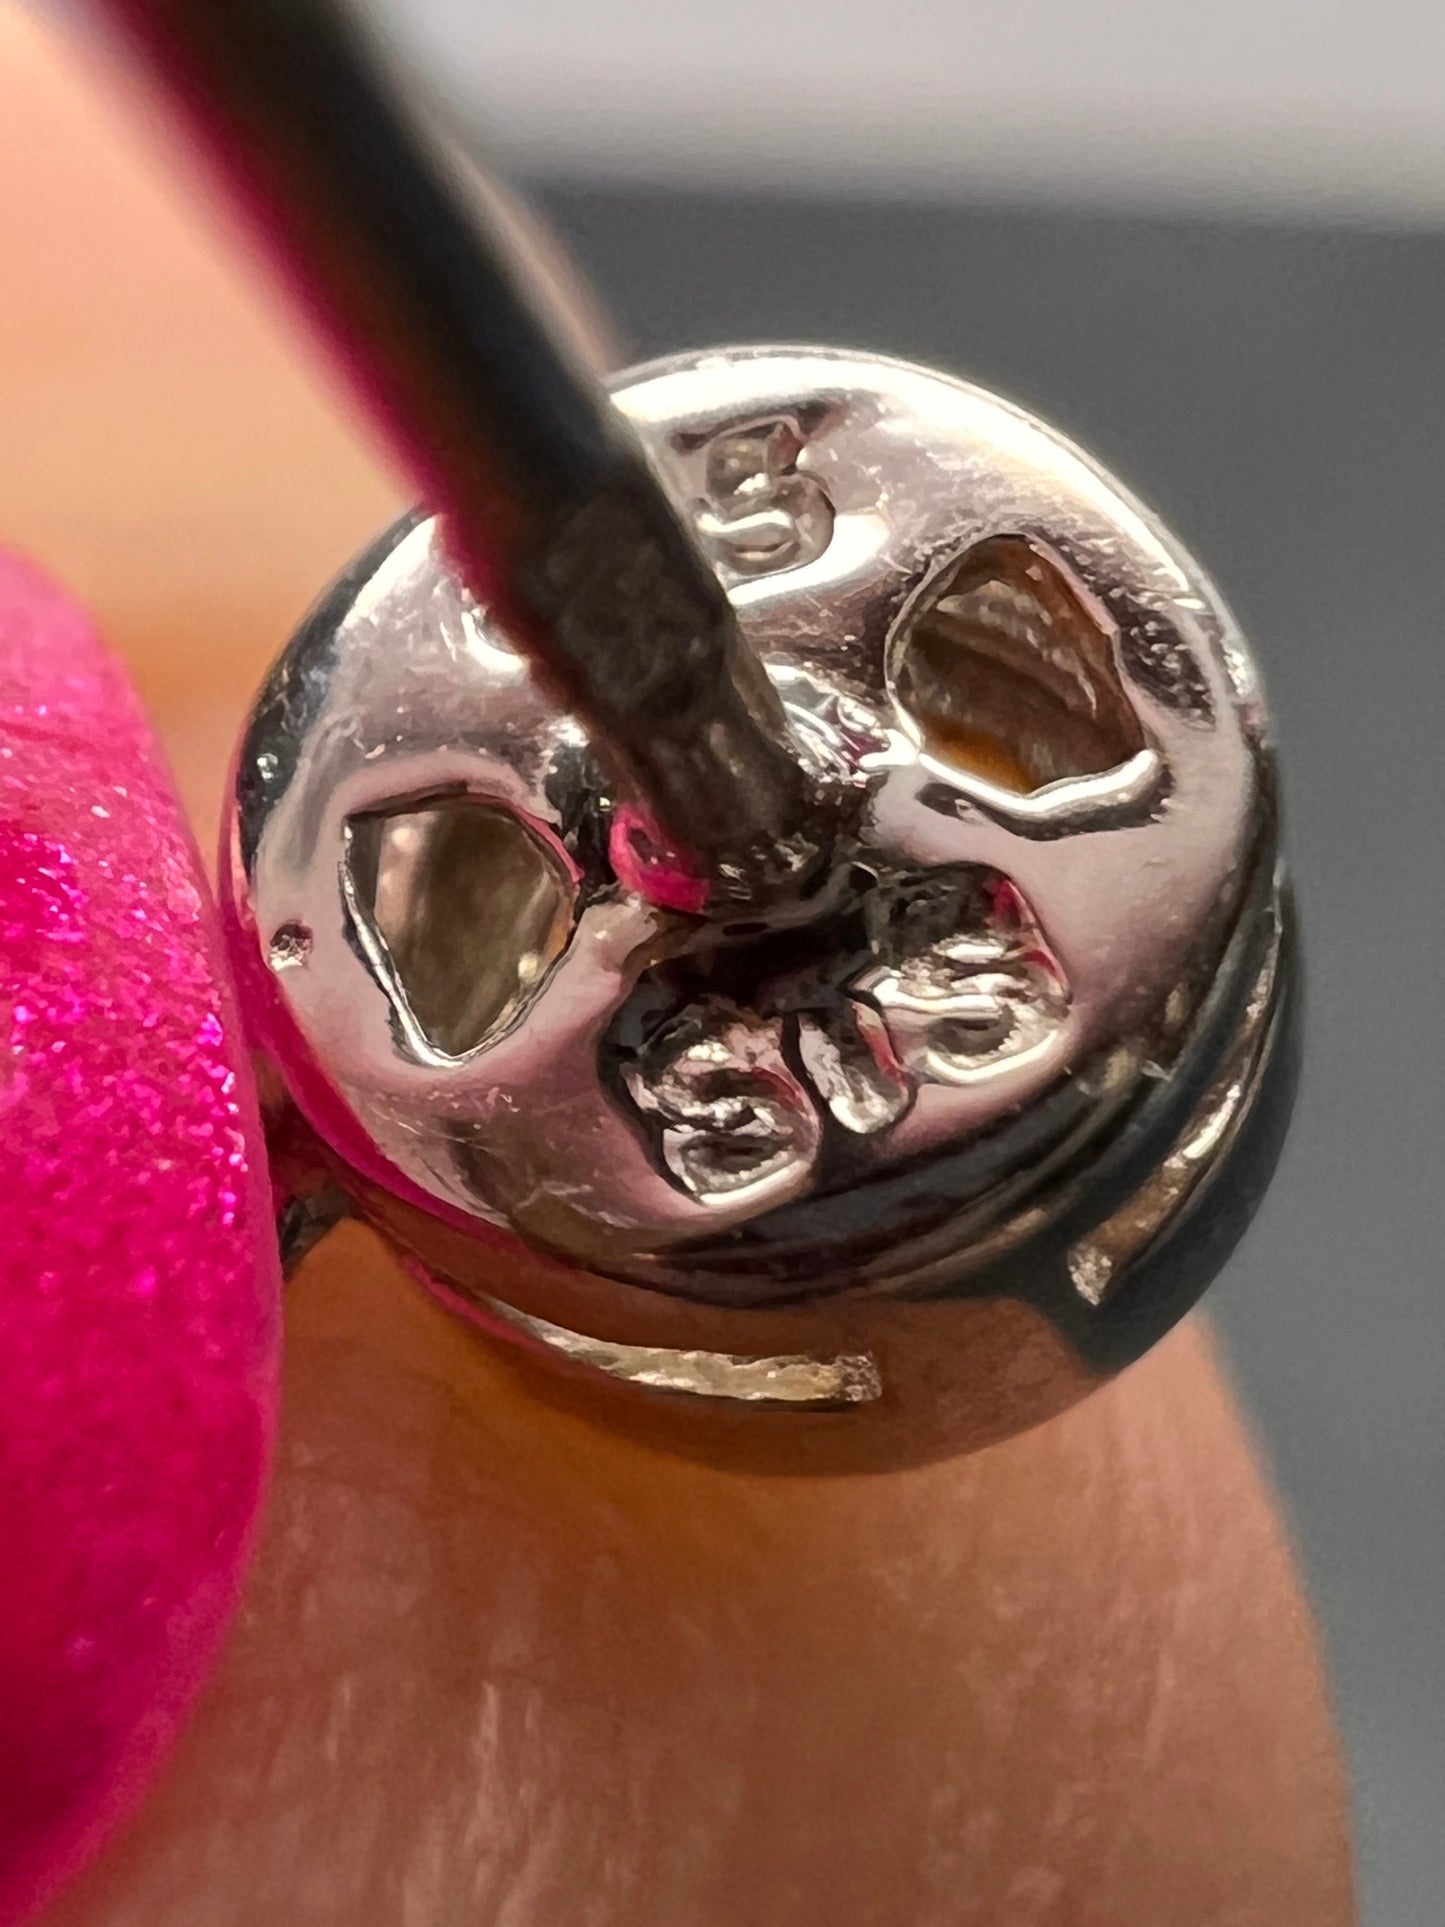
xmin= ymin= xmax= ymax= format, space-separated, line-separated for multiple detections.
xmin=0 ymin=554 xmax=280 ymax=1923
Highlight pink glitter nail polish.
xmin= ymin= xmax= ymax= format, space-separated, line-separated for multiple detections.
xmin=0 ymin=554 xmax=280 ymax=1923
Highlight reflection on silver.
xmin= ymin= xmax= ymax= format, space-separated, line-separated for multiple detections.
xmin=1068 ymin=901 xmax=1283 ymax=1307
xmin=796 ymin=1002 xmax=911 ymax=1137
xmin=621 ymin=1005 xmax=819 ymax=1210
xmin=855 ymin=872 xmax=1069 ymax=1087
xmin=693 ymin=414 xmax=837 ymax=580
xmin=466 ymin=1284 xmax=882 ymax=1408
xmin=228 ymin=347 xmax=1293 ymax=1429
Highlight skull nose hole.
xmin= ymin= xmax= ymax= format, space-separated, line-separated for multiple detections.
xmin=344 ymin=796 xmax=575 ymax=1059
xmin=890 ymin=534 xmax=1146 ymax=792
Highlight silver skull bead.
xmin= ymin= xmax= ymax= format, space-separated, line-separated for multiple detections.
xmin=227 ymin=347 xmax=1293 ymax=1460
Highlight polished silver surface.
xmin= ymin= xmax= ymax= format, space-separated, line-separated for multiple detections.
xmin=227 ymin=347 xmax=1293 ymax=1450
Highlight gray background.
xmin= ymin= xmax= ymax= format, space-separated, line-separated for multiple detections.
xmin=519 ymin=183 xmax=1443 ymax=1922
xmin=375 ymin=0 xmax=1445 ymax=223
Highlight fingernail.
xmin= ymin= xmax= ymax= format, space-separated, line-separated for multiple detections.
xmin=0 ymin=554 xmax=280 ymax=1923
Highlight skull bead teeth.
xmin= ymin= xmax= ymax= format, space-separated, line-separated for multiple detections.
xmin=225 ymin=347 xmax=1296 ymax=1467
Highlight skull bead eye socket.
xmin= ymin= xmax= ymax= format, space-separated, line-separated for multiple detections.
xmin=891 ymin=534 xmax=1146 ymax=793
xmin=343 ymin=795 xmax=576 ymax=1060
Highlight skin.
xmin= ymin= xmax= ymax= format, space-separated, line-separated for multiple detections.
xmin=0 ymin=11 xmax=1355 ymax=1922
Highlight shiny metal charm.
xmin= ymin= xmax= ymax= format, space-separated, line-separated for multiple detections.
xmin=226 ymin=347 xmax=1296 ymax=1467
